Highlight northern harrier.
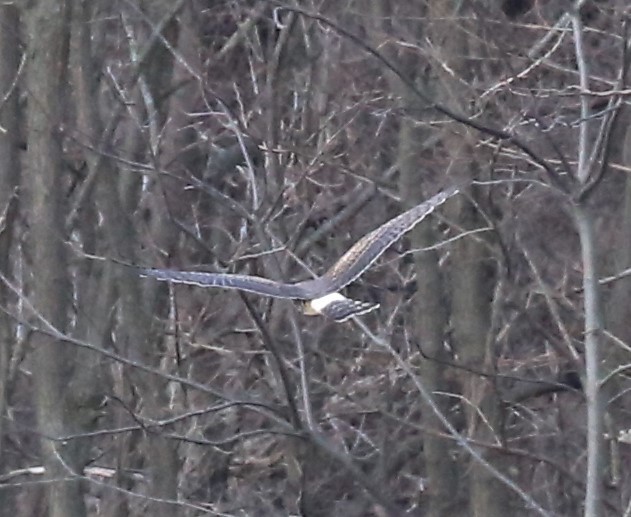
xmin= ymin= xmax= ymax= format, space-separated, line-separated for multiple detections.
xmin=135 ymin=187 xmax=458 ymax=322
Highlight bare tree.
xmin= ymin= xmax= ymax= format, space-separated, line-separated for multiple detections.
xmin=2 ymin=1 xmax=631 ymax=516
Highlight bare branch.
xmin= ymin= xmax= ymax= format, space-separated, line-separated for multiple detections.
xmin=353 ymin=319 xmax=553 ymax=517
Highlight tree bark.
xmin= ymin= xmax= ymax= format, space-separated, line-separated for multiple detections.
xmin=602 ymin=107 xmax=631 ymax=492
xmin=427 ymin=1 xmax=510 ymax=515
xmin=449 ymin=186 xmax=508 ymax=517
xmin=116 ymin=3 xmax=182 ymax=515
xmin=575 ymin=203 xmax=604 ymax=517
xmin=0 ymin=5 xmax=20 ymax=517
xmin=23 ymin=0 xmax=86 ymax=515
xmin=399 ymin=120 xmax=460 ymax=516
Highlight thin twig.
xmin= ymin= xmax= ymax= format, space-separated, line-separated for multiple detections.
xmin=517 ymin=233 xmax=580 ymax=362
xmin=352 ymin=318 xmax=553 ymax=517
xmin=275 ymin=4 xmax=564 ymax=190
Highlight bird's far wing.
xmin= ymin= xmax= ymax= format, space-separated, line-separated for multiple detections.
xmin=134 ymin=266 xmax=312 ymax=300
xmin=320 ymin=186 xmax=459 ymax=291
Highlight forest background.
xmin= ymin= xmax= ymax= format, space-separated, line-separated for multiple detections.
xmin=0 ymin=1 xmax=629 ymax=516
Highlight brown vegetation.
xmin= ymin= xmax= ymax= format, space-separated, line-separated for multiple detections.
xmin=0 ymin=1 xmax=629 ymax=516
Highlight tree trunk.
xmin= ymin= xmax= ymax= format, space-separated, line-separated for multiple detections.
xmin=574 ymin=203 xmax=604 ymax=517
xmin=115 ymin=3 xmax=182 ymax=515
xmin=0 ymin=5 xmax=20 ymax=517
xmin=399 ymin=120 xmax=460 ymax=516
xmin=449 ymin=185 xmax=508 ymax=517
xmin=426 ymin=1 xmax=510 ymax=514
xmin=23 ymin=0 xmax=86 ymax=515
xmin=602 ymin=107 xmax=631 ymax=493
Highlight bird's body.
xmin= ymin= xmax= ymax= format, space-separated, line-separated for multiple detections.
xmin=135 ymin=187 xmax=458 ymax=321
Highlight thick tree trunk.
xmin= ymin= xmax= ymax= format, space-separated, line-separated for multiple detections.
xmin=399 ymin=120 xmax=460 ymax=516
xmin=449 ymin=186 xmax=508 ymax=517
xmin=23 ymin=1 xmax=86 ymax=516
xmin=109 ymin=3 xmax=183 ymax=515
xmin=602 ymin=108 xmax=631 ymax=492
xmin=0 ymin=5 xmax=20 ymax=517
xmin=426 ymin=1 xmax=510 ymax=514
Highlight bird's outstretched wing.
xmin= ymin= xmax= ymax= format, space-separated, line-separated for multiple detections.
xmin=131 ymin=186 xmax=458 ymax=303
xmin=135 ymin=267 xmax=313 ymax=300
xmin=296 ymin=186 xmax=458 ymax=295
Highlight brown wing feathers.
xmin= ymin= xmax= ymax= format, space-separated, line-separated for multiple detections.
xmin=303 ymin=186 xmax=458 ymax=293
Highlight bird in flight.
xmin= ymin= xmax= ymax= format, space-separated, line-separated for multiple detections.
xmin=134 ymin=187 xmax=459 ymax=322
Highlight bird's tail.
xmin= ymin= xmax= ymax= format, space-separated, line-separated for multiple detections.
xmin=320 ymin=298 xmax=379 ymax=322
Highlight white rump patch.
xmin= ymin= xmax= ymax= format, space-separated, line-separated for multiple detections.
xmin=307 ymin=292 xmax=348 ymax=315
